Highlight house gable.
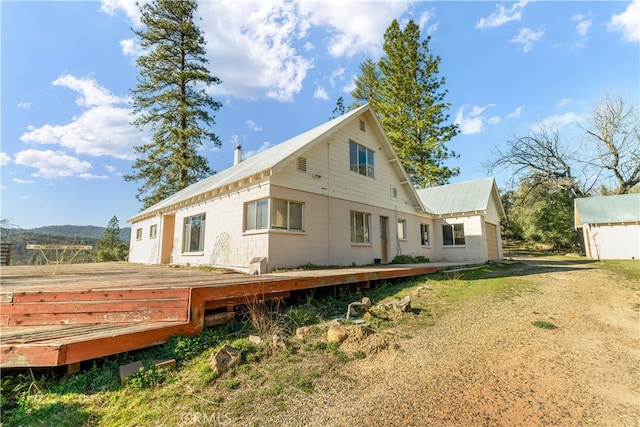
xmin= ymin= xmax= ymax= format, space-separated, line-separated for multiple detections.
xmin=270 ymin=107 xmax=424 ymax=215
xmin=416 ymin=177 xmax=506 ymax=220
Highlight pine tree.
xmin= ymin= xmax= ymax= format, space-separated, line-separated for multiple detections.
xmin=352 ymin=20 xmax=459 ymax=187
xmin=96 ymin=216 xmax=128 ymax=262
xmin=125 ymin=0 xmax=222 ymax=209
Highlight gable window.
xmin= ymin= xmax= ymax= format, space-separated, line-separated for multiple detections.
xmin=397 ymin=219 xmax=407 ymax=240
xmin=136 ymin=228 xmax=142 ymax=240
xmin=442 ymin=223 xmax=465 ymax=246
xmin=349 ymin=140 xmax=375 ymax=178
xmin=183 ymin=214 xmax=206 ymax=252
xmin=149 ymin=224 xmax=157 ymax=239
xmin=420 ymin=224 xmax=430 ymax=246
xmin=350 ymin=211 xmax=371 ymax=243
xmin=245 ymin=198 xmax=304 ymax=231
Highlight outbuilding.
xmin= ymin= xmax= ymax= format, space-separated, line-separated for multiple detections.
xmin=574 ymin=193 xmax=640 ymax=260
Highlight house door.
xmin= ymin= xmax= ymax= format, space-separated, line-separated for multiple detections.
xmin=380 ymin=216 xmax=388 ymax=263
xmin=160 ymin=214 xmax=175 ymax=264
xmin=485 ymin=222 xmax=498 ymax=260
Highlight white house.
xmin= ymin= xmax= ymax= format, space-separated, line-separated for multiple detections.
xmin=574 ymin=193 xmax=640 ymax=260
xmin=416 ymin=178 xmax=506 ymax=262
xmin=128 ymin=105 xmax=505 ymax=272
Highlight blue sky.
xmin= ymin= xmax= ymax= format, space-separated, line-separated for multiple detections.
xmin=1 ymin=0 xmax=638 ymax=229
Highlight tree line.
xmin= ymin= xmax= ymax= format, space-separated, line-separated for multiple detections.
xmin=1 ymin=216 xmax=129 ymax=265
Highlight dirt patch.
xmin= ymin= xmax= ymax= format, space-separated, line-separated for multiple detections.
xmin=261 ymin=259 xmax=640 ymax=426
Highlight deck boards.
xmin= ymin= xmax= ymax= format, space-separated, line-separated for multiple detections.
xmin=0 ymin=262 xmax=464 ymax=368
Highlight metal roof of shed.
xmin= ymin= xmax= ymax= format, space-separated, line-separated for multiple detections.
xmin=416 ymin=177 xmax=505 ymax=217
xmin=574 ymin=193 xmax=640 ymax=227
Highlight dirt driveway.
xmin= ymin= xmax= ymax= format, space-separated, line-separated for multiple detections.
xmin=265 ymin=258 xmax=640 ymax=426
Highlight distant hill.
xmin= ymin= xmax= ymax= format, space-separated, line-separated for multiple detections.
xmin=8 ymin=225 xmax=131 ymax=241
xmin=0 ymin=226 xmax=130 ymax=265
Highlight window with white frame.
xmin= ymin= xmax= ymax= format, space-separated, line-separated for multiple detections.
xmin=149 ymin=224 xmax=157 ymax=239
xmin=245 ymin=199 xmax=269 ymax=231
xmin=397 ymin=219 xmax=407 ymax=240
xmin=245 ymin=198 xmax=304 ymax=231
xmin=136 ymin=228 xmax=142 ymax=240
xmin=420 ymin=224 xmax=430 ymax=246
xmin=442 ymin=223 xmax=465 ymax=246
xmin=271 ymin=199 xmax=303 ymax=231
xmin=350 ymin=211 xmax=371 ymax=243
xmin=349 ymin=140 xmax=375 ymax=178
xmin=183 ymin=214 xmax=206 ymax=252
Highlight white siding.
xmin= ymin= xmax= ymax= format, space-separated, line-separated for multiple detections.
xmin=128 ymin=216 xmax=162 ymax=264
xmin=266 ymin=186 xmax=434 ymax=270
xmin=433 ymin=216 xmax=488 ymax=263
xmin=582 ymin=223 xmax=640 ymax=260
xmin=271 ymin=117 xmax=420 ymax=216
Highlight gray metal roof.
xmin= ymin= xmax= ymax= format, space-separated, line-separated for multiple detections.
xmin=129 ymin=104 xmax=383 ymax=221
xmin=574 ymin=193 xmax=640 ymax=226
xmin=416 ymin=177 xmax=503 ymax=216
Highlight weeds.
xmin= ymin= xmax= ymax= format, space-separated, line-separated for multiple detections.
xmin=532 ymin=320 xmax=558 ymax=330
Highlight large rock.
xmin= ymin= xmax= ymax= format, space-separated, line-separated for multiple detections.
xmin=327 ymin=324 xmax=348 ymax=343
xmin=347 ymin=302 xmax=369 ymax=319
xmin=296 ymin=326 xmax=311 ymax=339
xmin=361 ymin=297 xmax=372 ymax=309
xmin=394 ymin=296 xmax=412 ymax=313
xmin=211 ymin=345 xmax=241 ymax=375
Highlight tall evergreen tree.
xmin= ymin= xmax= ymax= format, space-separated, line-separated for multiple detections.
xmin=125 ymin=0 xmax=222 ymax=209
xmin=352 ymin=20 xmax=459 ymax=187
xmin=96 ymin=216 xmax=128 ymax=262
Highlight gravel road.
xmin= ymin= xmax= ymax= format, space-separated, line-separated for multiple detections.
xmin=262 ymin=258 xmax=640 ymax=427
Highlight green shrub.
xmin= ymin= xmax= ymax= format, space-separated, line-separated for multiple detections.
xmin=391 ymin=254 xmax=430 ymax=264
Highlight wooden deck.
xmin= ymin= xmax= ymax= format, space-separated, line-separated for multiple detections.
xmin=0 ymin=262 xmax=446 ymax=368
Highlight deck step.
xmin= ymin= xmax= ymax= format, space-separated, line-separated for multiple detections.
xmin=0 ymin=288 xmax=191 ymax=326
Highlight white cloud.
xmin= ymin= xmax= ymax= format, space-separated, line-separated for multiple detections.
xmin=104 ymin=165 xmax=117 ymax=173
xmin=17 ymin=102 xmax=31 ymax=109
xmin=416 ymin=9 xmax=439 ymax=36
xmin=0 ymin=185 xmax=7 ymax=190
xmin=120 ymin=38 xmax=143 ymax=57
xmin=454 ymin=104 xmax=496 ymax=135
xmin=198 ymin=1 xmax=314 ymax=102
xmin=531 ymin=111 xmax=587 ymax=132
xmin=13 ymin=149 xmax=104 ymax=179
xmin=506 ymin=105 xmax=525 ymax=119
xmin=245 ymin=119 xmax=262 ymax=132
xmin=103 ymin=0 xmax=414 ymax=102
xmin=488 ymin=116 xmax=501 ymax=125
xmin=607 ymin=0 xmax=640 ymax=42
xmin=0 ymin=152 xmax=10 ymax=166
xmin=510 ymin=27 xmax=545 ymax=52
xmin=557 ymin=98 xmax=573 ymax=107
xmin=12 ymin=178 xmax=34 ymax=184
xmin=53 ymin=74 xmax=126 ymax=107
xmin=244 ymin=141 xmax=274 ymax=159
xmin=328 ymin=68 xmax=345 ymax=88
xmin=476 ymin=0 xmax=529 ymax=29
xmin=573 ymin=12 xmax=593 ymax=37
xmin=314 ymin=86 xmax=329 ymax=100
xmin=300 ymin=1 xmax=409 ymax=57
xmin=100 ymin=0 xmax=142 ymax=26
xmin=20 ymin=75 xmax=138 ymax=160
